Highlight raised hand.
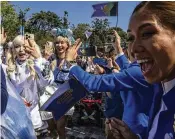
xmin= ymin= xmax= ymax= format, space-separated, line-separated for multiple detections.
xmin=65 ymin=38 xmax=82 ymax=61
xmin=107 ymin=58 xmax=113 ymax=69
xmin=0 ymin=27 xmax=7 ymax=45
xmin=94 ymin=64 xmax=105 ymax=74
xmin=105 ymin=118 xmax=124 ymax=139
xmin=113 ymin=30 xmax=123 ymax=55
xmin=24 ymin=39 xmax=41 ymax=59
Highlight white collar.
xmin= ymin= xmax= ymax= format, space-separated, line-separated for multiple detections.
xmin=15 ymin=60 xmax=27 ymax=68
xmin=162 ymin=77 xmax=175 ymax=94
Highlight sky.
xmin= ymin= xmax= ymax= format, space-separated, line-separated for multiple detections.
xmin=11 ymin=1 xmax=140 ymax=32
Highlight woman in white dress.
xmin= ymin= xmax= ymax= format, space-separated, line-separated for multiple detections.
xmin=0 ymin=28 xmax=36 ymax=139
xmin=5 ymin=35 xmax=54 ymax=137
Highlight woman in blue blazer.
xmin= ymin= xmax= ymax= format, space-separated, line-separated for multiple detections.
xmin=108 ymin=2 xmax=175 ymax=139
xmin=63 ymin=34 xmax=155 ymax=138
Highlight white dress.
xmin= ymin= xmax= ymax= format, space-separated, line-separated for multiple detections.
xmin=1 ymin=64 xmax=36 ymax=139
xmin=8 ymin=58 xmax=54 ymax=129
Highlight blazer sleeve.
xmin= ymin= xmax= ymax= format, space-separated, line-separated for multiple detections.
xmin=1 ymin=65 xmax=9 ymax=115
xmin=116 ymin=54 xmax=130 ymax=70
xmin=69 ymin=64 xmax=150 ymax=93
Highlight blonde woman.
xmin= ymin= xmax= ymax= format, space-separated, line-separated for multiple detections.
xmin=0 ymin=27 xmax=36 ymax=139
xmin=6 ymin=35 xmax=54 ymax=137
xmin=50 ymin=28 xmax=77 ymax=139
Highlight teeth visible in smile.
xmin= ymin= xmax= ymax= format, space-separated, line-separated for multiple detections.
xmin=137 ymin=59 xmax=151 ymax=64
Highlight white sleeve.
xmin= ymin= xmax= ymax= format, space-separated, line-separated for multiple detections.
xmin=34 ymin=58 xmax=54 ymax=87
xmin=34 ymin=57 xmax=43 ymax=69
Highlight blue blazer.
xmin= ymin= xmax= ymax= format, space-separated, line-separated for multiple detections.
xmin=69 ymin=55 xmax=154 ymax=135
xmin=104 ymin=92 xmax=123 ymax=119
xmin=145 ymin=83 xmax=175 ymax=139
xmin=1 ymin=65 xmax=8 ymax=115
xmin=116 ymin=54 xmax=130 ymax=70
xmin=102 ymin=65 xmax=123 ymax=119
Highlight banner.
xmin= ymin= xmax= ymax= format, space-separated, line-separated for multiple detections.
xmin=92 ymin=2 xmax=118 ymax=17
xmin=40 ymin=77 xmax=88 ymax=120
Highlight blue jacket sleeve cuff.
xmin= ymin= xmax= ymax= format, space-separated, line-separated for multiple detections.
xmin=115 ymin=52 xmax=124 ymax=60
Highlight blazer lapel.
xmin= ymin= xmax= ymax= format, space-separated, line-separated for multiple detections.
xmin=147 ymin=84 xmax=163 ymax=135
xmin=163 ymin=86 xmax=175 ymax=112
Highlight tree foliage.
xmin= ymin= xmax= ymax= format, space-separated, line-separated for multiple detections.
xmin=25 ymin=11 xmax=65 ymax=46
xmin=1 ymin=1 xmax=20 ymax=40
xmin=90 ymin=18 xmax=110 ymax=46
xmin=71 ymin=18 xmax=127 ymax=48
xmin=26 ymin=11 xmax=62 ymax=33
xmin=72 ymin=23 xmax=91 ymax=43
xmin=1 ymin=2 xmax=127 ymax=50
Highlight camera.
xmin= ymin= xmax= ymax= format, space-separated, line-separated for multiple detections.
xmin=78 ymin=45 xmax=97 ymax=56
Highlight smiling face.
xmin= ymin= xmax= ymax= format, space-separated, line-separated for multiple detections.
xmin=128 ymin=11 xmax=175 ymax=83
xmin=54 ymin=36 xmax=69 ymax=56
xmin=13 ymin=36 xmax=30 ymax=62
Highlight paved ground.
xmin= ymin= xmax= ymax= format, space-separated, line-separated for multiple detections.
xmin=66 ymin=126 xmax=106 ymax=139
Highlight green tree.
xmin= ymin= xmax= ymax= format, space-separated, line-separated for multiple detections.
xmin=90 ymin=18 xmax=110 ymax=47
xmin=1 ymin=1 xmax=19 ymax=40
xmin=35 ymin=33 xmax=54 ymax=49
xmin=18 ymin=7 xmax=30 ymax=27
xmin=26 ymin=11 xmax=62 ymax=33
xmin=25 ymin=10 xmax=63 ymax=46
xmin=72 ymin=23 xmax=91 ymax=43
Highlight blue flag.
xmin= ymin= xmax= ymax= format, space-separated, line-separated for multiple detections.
xmin=92 ymin=2 xmax=118 ymax=17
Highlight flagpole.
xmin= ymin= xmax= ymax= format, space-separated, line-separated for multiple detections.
xmin=116 ymin=14 xmax=118 ymax=28
xmin=116 ymin=2 xmax=119 ymax=28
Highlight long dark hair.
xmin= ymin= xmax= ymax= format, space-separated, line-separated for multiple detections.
xmin=132 ymin=2 xmax=175 ymax=31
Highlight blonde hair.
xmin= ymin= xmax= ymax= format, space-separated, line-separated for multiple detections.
xmin=50 ymin=36 xmax=71 ymax=71
xmin=44 ymin=41 xmax=54 ymax=56
xmin=54 ymin=36 xmax=71 ymax=46
xmin=6 ymin=35 xmax=41 ymax=80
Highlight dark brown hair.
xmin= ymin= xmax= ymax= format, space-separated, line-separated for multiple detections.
xmin=132 ymin=1 xmax=175 ymax=30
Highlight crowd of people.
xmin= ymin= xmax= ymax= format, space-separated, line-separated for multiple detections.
xmin=1 ymin=1 xmax=175 ymax=139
